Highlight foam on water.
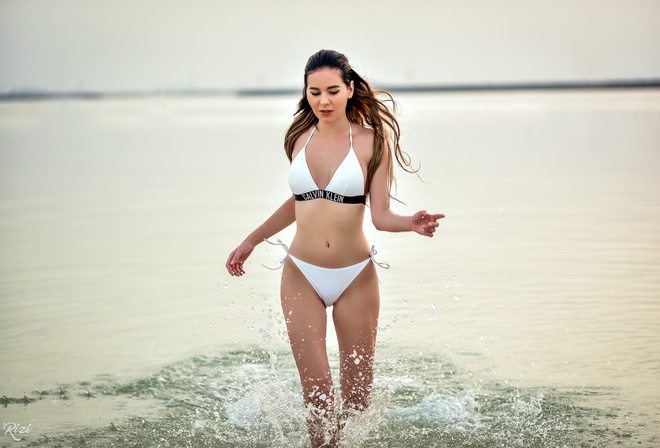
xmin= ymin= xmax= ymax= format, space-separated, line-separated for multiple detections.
xmin=389 ymin=390 xmax=480 ymax=426
xmin=1 ymin=347 xmax=643 ymax=448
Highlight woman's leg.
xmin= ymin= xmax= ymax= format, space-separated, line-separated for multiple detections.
xmin=280 ymin=258 xmax=338 ymax=447
xmin=332 ymin=262 xmax=380 ymax=416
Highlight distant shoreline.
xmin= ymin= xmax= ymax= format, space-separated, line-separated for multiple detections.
xmin=2 ymin=78 xmax=659 ymax=101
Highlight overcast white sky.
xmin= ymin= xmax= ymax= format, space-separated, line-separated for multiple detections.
xmin=1 ymin=0 xmax=659 ymax=93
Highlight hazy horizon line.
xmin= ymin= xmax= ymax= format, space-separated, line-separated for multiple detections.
xmin=2 ymin=78 xmax=659 ymax=101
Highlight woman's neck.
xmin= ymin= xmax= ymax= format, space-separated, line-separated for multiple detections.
xmin=316 ymin=117 xmax=350 ymax=136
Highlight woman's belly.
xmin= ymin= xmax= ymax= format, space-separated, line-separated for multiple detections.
xmin=290 ymin=200 xmax=370 ymax=268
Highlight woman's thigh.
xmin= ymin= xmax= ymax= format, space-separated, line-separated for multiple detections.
xmin=331 ymin=262 xmax=380 ymax=404
xmin=332 ymin=261 xmax=380 ymax=348
xmin=280 ymin=258 xmax=331 ymax=379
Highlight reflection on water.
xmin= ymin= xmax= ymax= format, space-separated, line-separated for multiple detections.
xmin=0 ymin=90 xmax=658 ymax=446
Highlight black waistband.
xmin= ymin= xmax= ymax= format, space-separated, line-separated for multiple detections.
xmin=295 ymin=190 xmax=366 ymax=205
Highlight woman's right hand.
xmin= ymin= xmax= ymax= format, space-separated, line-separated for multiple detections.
xmin=226 ymin=240 xmax=255 ymax=276
xmin=225 ymin=196 xmax=296 ymax=277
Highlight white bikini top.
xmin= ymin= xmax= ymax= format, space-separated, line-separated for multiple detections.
xmin=288 ymin=123 xmax=366 ymax=205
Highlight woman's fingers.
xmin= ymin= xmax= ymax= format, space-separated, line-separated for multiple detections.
xmin=226 ymin=249 xmax=246 ymax=276
xmin=226 ymin=250 xmax=239 ymax=274
xmin=412 ymin=210 xmax=444 ymax=236
xmin=225 ymin=250 xmax=236 ymax=271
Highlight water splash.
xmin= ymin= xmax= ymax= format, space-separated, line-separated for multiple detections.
xmin=3 ymin=348 xmax=634 ymax=447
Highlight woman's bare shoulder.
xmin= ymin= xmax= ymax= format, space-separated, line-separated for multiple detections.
xmin=290 ymin=126 xmax=316 ymax=159
xmin=351 ymin=123 xmax=375 ymax=155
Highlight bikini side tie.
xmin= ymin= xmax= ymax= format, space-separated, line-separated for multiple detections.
xmin=369 ymin=246 xmax=390 ymax=270
xmin=262 ymin=238 xmax=290 ymax=270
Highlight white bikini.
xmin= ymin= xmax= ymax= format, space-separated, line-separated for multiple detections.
xmin=288 ymin=123 xmax=366 ymax=205
xmin=266 ymin=123 xmax=388 ymax=307
xmin=265 ymin=239 xmax=389 ymax=307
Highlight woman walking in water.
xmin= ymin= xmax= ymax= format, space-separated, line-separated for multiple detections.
xmin=226 ymin=49 xmax=443 ymax=447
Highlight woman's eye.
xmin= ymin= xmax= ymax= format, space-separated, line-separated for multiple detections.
xmin=309 ymin=91 xmax=339 ymax=96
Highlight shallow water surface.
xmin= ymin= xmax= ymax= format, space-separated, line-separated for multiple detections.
xmin=0 ymin=90 xmax=658 ymax=447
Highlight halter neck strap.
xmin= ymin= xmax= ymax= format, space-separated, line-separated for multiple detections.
xmin=348 ymin=122 xmax=353 ymax=148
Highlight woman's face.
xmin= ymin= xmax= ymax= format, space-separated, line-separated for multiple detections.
xmin=306 ymin=68 xmax=354 ymax=123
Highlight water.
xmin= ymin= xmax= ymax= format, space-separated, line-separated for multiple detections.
xmin=0 ymin=349 xmax=610 ymax=447
xmin=0 ymin=90 xmax=658 ymax=447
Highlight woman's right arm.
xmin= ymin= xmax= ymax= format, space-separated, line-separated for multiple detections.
xmin=226 ymin=195 xmax=296 ymax=276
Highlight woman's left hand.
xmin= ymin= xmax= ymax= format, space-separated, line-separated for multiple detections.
xmin=411 ymin=210 xmax=444 ymax=237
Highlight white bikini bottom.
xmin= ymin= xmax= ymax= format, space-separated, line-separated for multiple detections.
xmin=264 ymin=239 xmax=389 ymax=307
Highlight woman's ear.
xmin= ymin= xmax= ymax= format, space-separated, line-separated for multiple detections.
xmin=348 ymin=80 xmax=354 ymax=99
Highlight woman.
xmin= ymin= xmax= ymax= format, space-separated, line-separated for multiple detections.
xmin=226 ymin=49 xmax=443 ymax=447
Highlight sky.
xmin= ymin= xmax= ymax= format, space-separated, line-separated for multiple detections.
xmin=1 ymin=0 xmax=659 ymax=93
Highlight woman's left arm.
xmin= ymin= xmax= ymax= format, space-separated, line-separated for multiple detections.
xmin=369 ymin=151 xmax=444 ymax=237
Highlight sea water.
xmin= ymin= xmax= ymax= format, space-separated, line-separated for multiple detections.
xmin=0 ymin=90 xmax=658 ymax=447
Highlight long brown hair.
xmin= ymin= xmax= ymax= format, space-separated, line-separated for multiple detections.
xmin=284 ymin=49 xmax=416 ymax=195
